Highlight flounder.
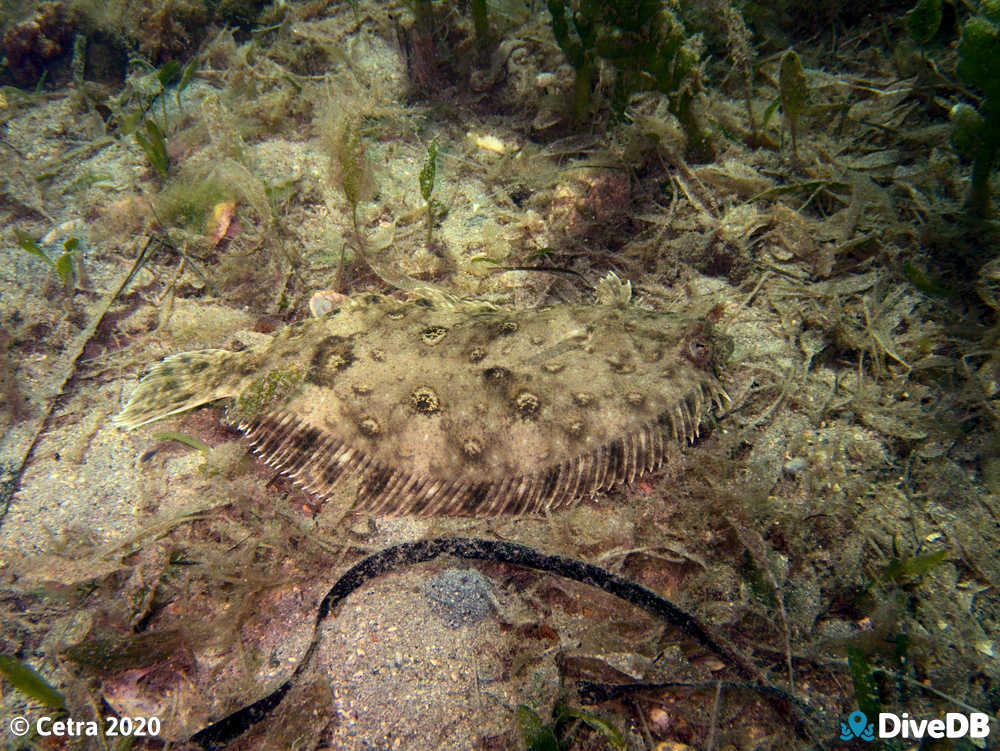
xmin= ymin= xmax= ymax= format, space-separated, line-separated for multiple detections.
xmin=114 ymin=274 xmax=729 ymax=515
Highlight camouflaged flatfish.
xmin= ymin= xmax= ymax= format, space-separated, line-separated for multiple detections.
xmin=114 ymin=274 xmax=729 ymax=515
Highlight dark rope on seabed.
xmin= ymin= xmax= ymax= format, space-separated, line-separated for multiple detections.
xmin=190 ymin=537 xmax=812 ymax=749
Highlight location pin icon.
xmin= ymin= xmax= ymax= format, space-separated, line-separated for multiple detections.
xmin=848 ymin=711 xmax=868 ymax=737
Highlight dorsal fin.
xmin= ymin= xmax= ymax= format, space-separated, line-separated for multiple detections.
xmin=236 ymin=377 xmax=729 ymax=516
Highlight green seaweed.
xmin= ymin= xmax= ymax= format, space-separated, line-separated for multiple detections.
xmin=335 ymin=119 xmax=371 ymax=236
xmin=906 ymin=0 xmax=943 ymax=46
xmin=57 ymin=237 xmax=78 ymax=290
xmin=13 ymin=230 xmax=79 ymax=291
xmin=881 ymin=548 xmax=949 ymax=584
xmin=516 ymin=705 xmax=559 ymax=751
xmin=157 ymin=59 xmax=182 ymax=90
xmin=117 ymin=57 xmax=198 ymax=138
xmin=13 ymin=229 xmax=51 ymax=265
xmin=545 ymin=0 xmax=711 ymax=159
xmin=842 ymin=545 xmax=950 ymax=722
xmin=739 ymin=550 xmax=778 ymax=609
xmin=154 ymin=171 xmax=235 ymax=231
xmin=134 ymin=118 xmax=169 ymax=178
xmin=152 ymin=431 xmax=211 ymax=453
xmin=515 ymin=701 xmax=625 ymax=750
xmin=470 ymin=0 xmax=490 ymax=44
xmin=952 ymin=1 xmax=1000 ymax=216
xmin=54 ymin=252 xmax=74 ymax=289
xmin=553 ymin=702 xmax=626 ymax=748
xmin=331 ymin=117 xmax=375 ymax=289
xmin=0 ymin=654 xmax=66 ymax=709
xmin=175 ymin=56 xmax=199 ymax=111
xmin=419 ymin=139 xmax=437 ymax=202
xmin=420 ymin=138 xmax=438 ymax=246
xmin=902 ymin=260 xmax=956 ymax=297
xmin=545 ymin=0 xmax=596 ymax=120
xmin=779 ymin=49 xmax=809 ymax=160
xmin=846 ymin=646 xmax=882 ymax=721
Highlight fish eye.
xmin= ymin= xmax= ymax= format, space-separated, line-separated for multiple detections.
xmin=688 ymin=340 xmax=711 ymax=364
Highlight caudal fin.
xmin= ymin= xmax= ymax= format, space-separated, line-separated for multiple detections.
xmin=114 ymin=349 xmax=246 ymax=429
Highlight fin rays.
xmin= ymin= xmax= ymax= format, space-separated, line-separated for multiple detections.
xmin=113 ymin=350 xmax=243 ymax=429
xmin=239 ymin=378 xmax=718 ymax=516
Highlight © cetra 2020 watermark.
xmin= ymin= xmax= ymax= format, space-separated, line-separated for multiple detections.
xmin=7 ymin=714 xmax=161 ymax=739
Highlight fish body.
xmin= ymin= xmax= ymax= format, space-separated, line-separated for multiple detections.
xmin=115 ymin=277 xmax=727 ymax=515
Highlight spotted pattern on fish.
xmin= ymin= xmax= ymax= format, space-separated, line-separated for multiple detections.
xmin=114 ymin=275 xmax=729 ymax=515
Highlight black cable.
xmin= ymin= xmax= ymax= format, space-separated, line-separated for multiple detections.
xmin=191 ymin=537 xmax=797 ymax=749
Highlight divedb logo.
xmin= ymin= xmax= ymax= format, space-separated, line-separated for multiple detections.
xmin=839 ymin=710 xmax=991 ymax=741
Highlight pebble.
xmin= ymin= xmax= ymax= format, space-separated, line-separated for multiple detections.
xmin=421 ymin=568 xmax=496 ymax=629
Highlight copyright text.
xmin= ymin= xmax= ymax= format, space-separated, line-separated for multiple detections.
xmin=8 ymin=715 xmax=161 ymax=738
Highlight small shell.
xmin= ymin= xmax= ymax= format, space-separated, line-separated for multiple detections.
xmin=469 ymin=132 xmax=509 ymax=155
xmin=309 ymin=289 xmax=350 ymax=318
